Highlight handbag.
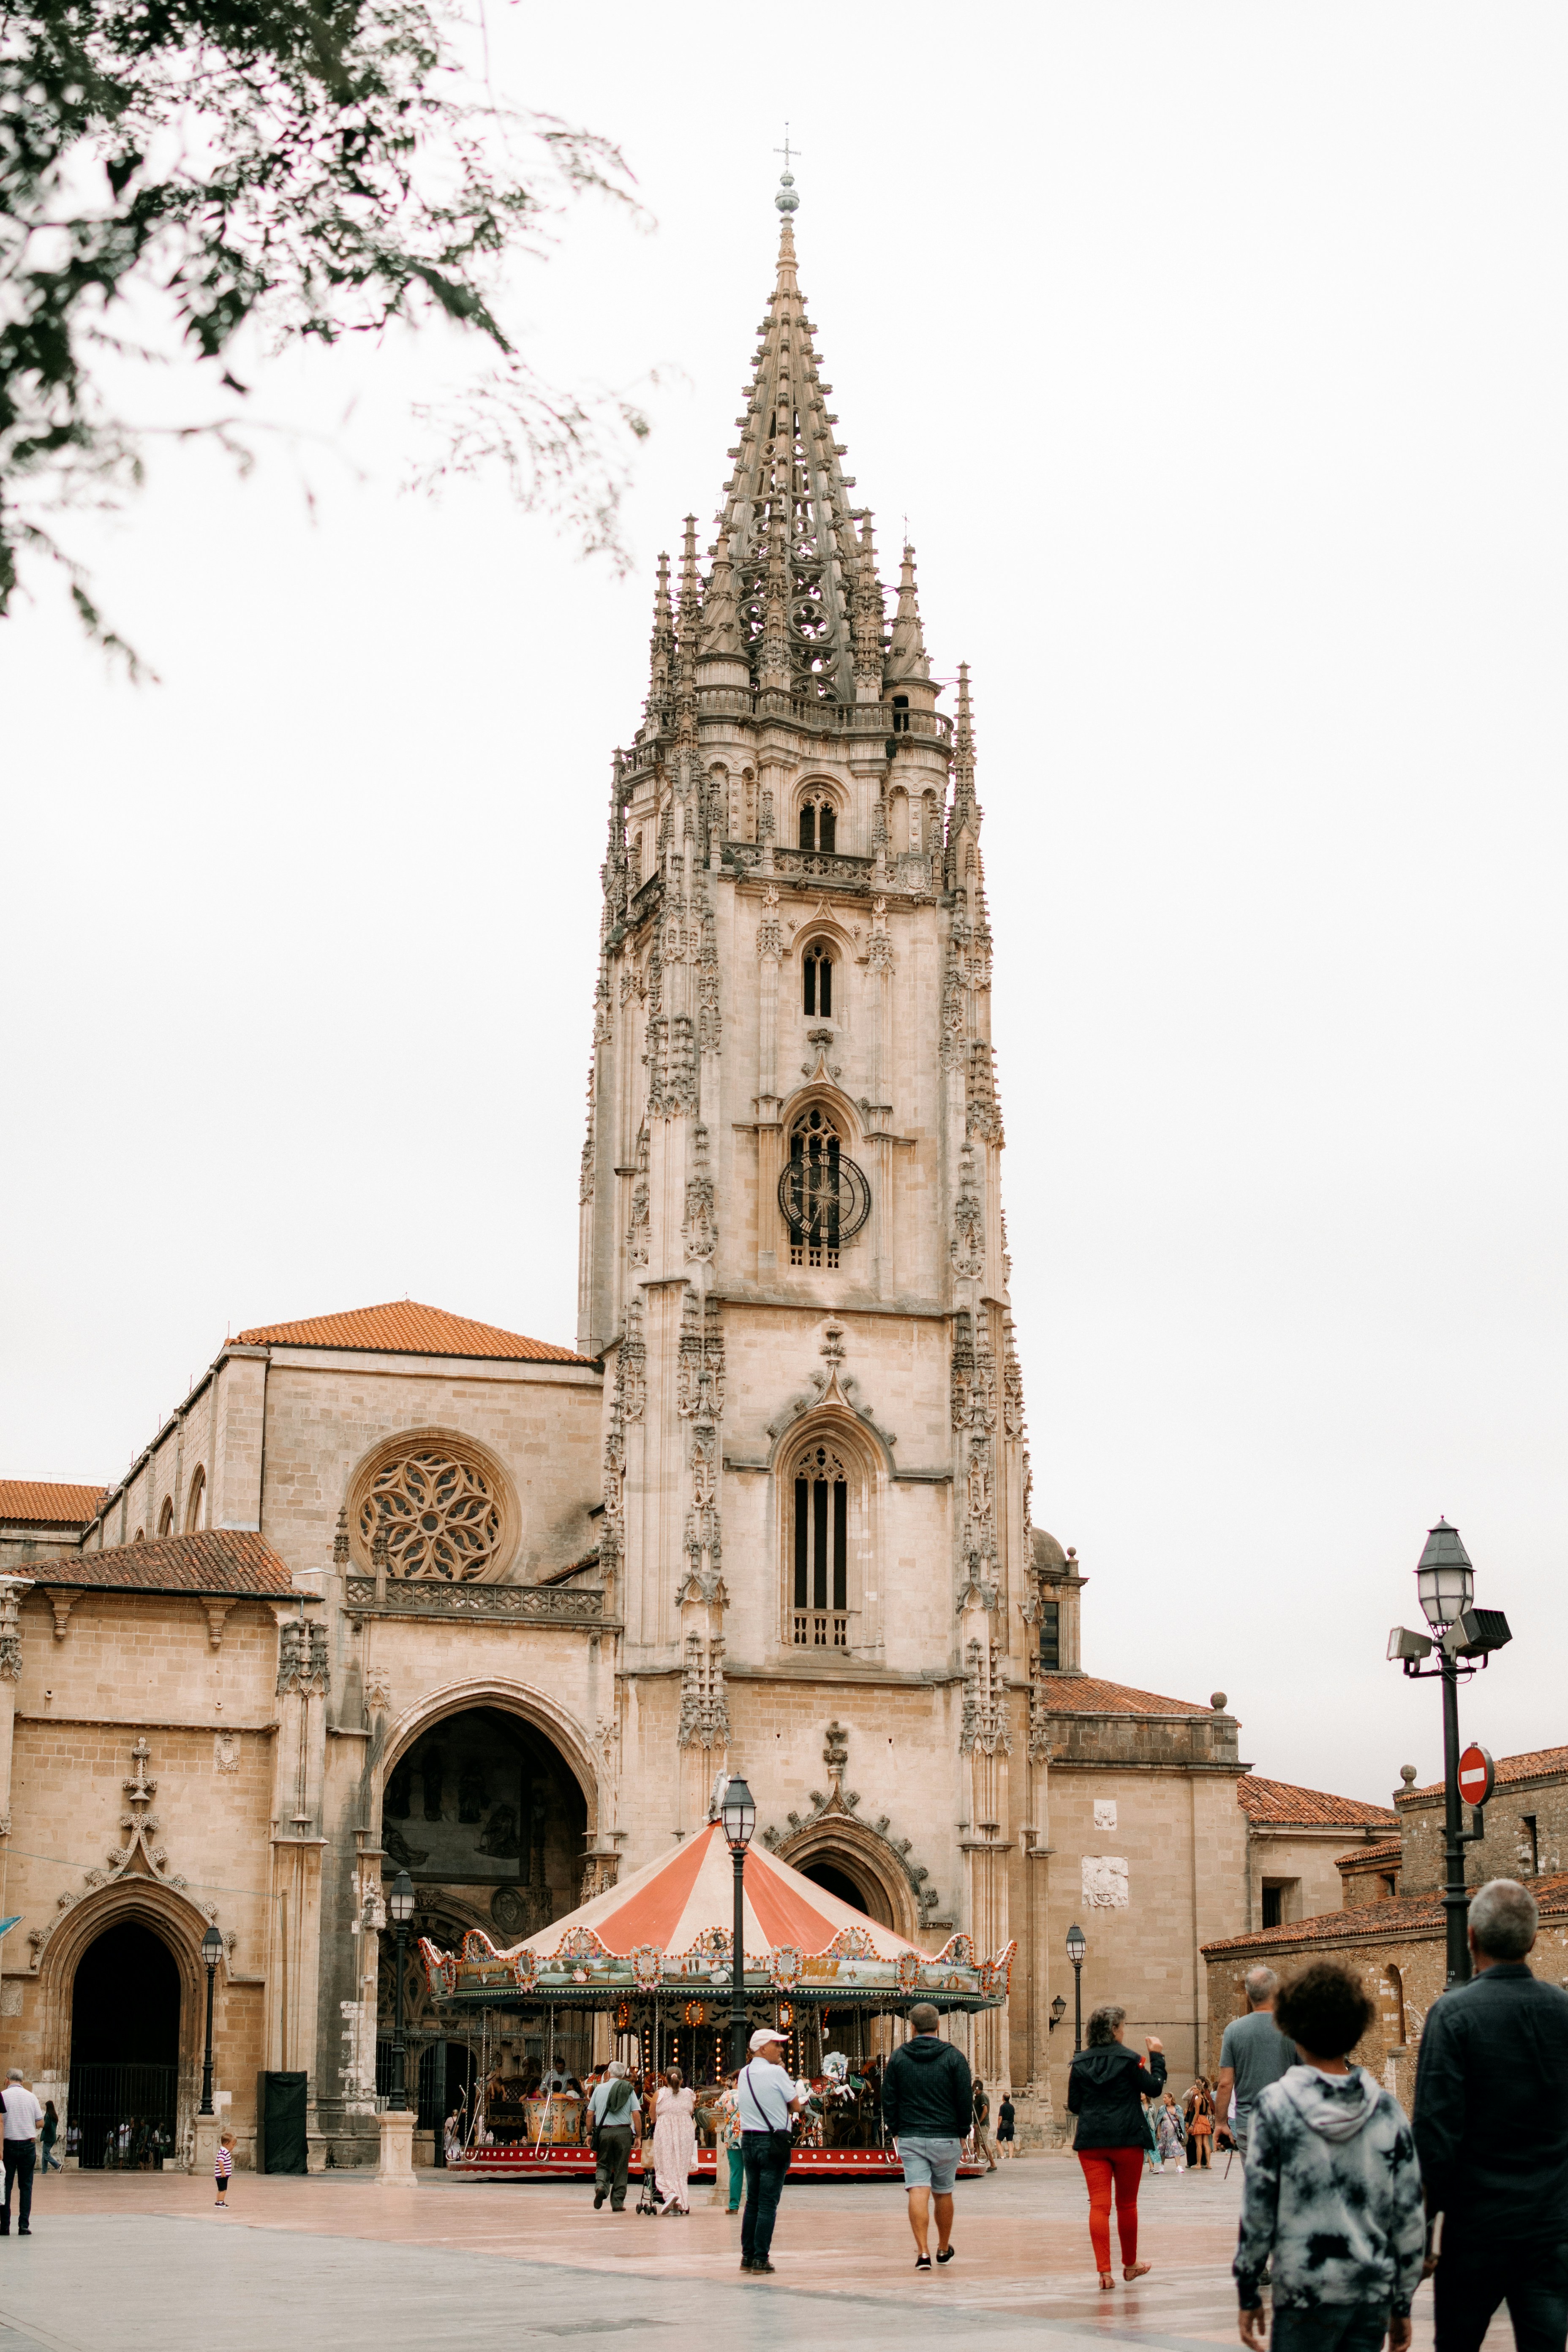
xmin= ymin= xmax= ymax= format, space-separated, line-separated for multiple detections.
xmin=742 ymin=2065 xmax=793 ymax=2160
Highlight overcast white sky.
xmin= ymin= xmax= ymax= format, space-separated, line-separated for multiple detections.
xmin=4 ymin=4 xmax=1565 ymax=1808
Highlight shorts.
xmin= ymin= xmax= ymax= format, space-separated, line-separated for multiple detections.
xmin=899 ymin=2136 xmax=961 ymax=2192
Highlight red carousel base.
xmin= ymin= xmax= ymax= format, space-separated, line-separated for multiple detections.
xmin=450 ymin=2145 xmax=985 ymax=2183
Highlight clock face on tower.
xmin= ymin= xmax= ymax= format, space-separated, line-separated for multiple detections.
xmin=779 ymin=1108 xmax=871 ymax=1269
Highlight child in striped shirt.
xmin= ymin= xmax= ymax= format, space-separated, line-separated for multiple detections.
xmin=215 ymin=2131 xmax=235 ymax=2206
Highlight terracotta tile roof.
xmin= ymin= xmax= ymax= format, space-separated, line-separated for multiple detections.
xmin=0 ymin=1481 xmax=105 ymax=1526
xmin=1336 ymin=1838 xmax=1402 ymax=1869
xmin=1040 ymin=1674 xmax=1213 ymax=1718
xmin=1236 ymin=1775 xmax=1399 ymax=1829
xmin=1203 ymin=1872 xmax=1568 ymax=1958
xmin=234 ymin=1300 xmax=593 ymax=1364
xmin=1400 ymin=1745 xmax=1568 ymax=1802
xmin=27 ymin=1529 xmax=299 ymax=1598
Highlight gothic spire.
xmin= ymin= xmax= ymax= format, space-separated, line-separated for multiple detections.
xmin=713 ymin=175 xmax=868 ymax=704
xmin=884 ymin=542 xmax=931 ymax=691
xmin=946 ymin=660 xmax=984 ymax=890
xmin=643 ymin=550 xmax=674 ymax=738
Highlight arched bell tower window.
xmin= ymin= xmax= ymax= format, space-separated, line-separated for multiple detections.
xmin=792 ymin=1442 xmax=848 ymax=1647
xmin=797 ymin=791 xmax=838 ymax=852
xmin=803 ymin=944 xmax=833 ymax=1018
xmin=779 ymin=1106 xmax=872 ymax=1270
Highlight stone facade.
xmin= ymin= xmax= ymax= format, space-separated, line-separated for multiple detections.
xmin=3 ymin=181 xmax=1401 ymax=2169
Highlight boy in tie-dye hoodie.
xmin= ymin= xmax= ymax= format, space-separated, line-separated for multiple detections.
xmin=1235 ymin=1961 xmax=1425 ymax=2352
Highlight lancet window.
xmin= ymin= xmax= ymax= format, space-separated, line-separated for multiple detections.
xmin=797 ymin=792 xmax=838 ymax=852
xmin=157 ymin=1496 xmax=174 ymax=1536
xmin=787 ymin=1107 xmax=842 ymax=1268
xmin=803 ymin=944 xmax=833 ymax=1018
xmin=792 ymin=1441 xmax=848 ymax=1649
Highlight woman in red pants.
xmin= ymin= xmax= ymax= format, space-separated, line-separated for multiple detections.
xmin=1067 ymin=2004 xmax=1166 ymax=2289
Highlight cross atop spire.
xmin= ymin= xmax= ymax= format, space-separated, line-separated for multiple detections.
xmin=712 ymin=213 xmax=872 ymax=704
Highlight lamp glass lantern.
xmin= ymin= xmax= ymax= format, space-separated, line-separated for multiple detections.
xmin=1416 ymin=1520 xmax=1475 ymax=1630
xmin=201 ymin=1924 xmax=224 ymax=1968
xmin=1065 ymin=1924 xmax=1086 ymax=1968
xmin=1049 ymin=1993 xmax=1067 ymax=2025
xmin=720 ymin=1774 xmax=756 ymax=1851
xmin=389 ymin=1868 xmax=416 ymax=1926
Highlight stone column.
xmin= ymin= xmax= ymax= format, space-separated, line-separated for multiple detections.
xmin=0 ymin=1578 xmax=34 ymax=1836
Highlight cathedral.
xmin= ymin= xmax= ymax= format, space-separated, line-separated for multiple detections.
xmin=0 ymin=174 xmax=1395 ymax=2170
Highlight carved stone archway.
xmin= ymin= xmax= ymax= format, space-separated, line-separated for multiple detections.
xmin=373 ymin=1676 xmax=601 ymax=1833
xmin=779 ymin=1819 xmax=914 ymax=1936
xmin=35 ymin=1875 xmax=225 ymax=2165
xmin=758 ymin=1720 xmax=944 ymax=1944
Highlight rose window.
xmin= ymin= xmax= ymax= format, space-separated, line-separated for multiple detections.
xmin=359 ymin=1449 xmax=502 ymax=1581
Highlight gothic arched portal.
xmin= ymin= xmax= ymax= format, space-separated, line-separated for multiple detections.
xmin=69 ymin=1920 xmax=182 ymax=2168
xmin=376 ymin=1700 xmax=595 ymax=2114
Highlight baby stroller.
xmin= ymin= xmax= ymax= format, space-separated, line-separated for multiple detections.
xmin=636 ymin=2140 xmax=661 ymax=2216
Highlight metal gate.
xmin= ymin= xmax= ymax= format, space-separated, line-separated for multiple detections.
xmin=67 ymin=2063 xmax=177 ymax=2169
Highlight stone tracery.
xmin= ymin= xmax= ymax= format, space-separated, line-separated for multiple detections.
xmin=356 ymin=1446 xmax=505 ymax=1582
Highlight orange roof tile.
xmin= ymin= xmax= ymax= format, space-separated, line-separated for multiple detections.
xmin=235 ymin=1300 xmax=593 ymax=1364
xmin=0 ymin=1480 xmax=105 ymax=1526
xmin=1236 ymin=1775 xmax=1399 ymax=1829
xmin=1203 ymin=1871 xmax=1568 ymax=1957
xmin=1399 ymin=1745 xmax=1568 ymax=1802
xmin=1336 ymin=1838 xmax=1402 ymax=1869
xmin=31 ymin=1529 xmax=299 ymax=1598
xmin=1040 ymin=1674 xmax=1213 ymax=1718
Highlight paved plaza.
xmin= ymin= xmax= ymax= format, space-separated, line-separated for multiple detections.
xmin=0 ymin=2159 xmax=1501 ymax=2352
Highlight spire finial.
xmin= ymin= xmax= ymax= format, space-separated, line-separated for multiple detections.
xmin=774 ymin=124 xmax=800 ymax=218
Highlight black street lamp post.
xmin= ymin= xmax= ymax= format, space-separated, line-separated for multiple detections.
xmin=1066 ymin=1924 xmax=1086 ymax=2053
xmin=199 ymin=1924 xmax=223 ymax=2116
xmin=389 ymin=1870 xmax=416 ymax=2113
xmin=1388 ymin=1520 xmax=1512 ymax=1987
xmin=720 ymin=1774 xmax=757 ymax=2072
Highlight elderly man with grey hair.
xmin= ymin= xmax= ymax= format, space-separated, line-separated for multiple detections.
xmin=587 ymin=2058 xmax=642 ymax=2213
xmin=1414 ymin=1878 xmax=1568 ymax=2352
xmin=1215 ymin=1965 xmax=1298 ymax=2162
xmin=0 ymin=2068 xmax=42 ymax=2236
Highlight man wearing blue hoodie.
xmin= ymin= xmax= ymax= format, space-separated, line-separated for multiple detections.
xmin=1235 ymin=1961 xmax=1424 ymax=2352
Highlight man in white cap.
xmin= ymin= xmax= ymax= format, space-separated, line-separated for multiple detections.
xmin=737 ymin=2026 xmax=804 ymax=2274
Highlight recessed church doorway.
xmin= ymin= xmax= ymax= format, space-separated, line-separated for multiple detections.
xmin=68 ymin=1921 xmax=181 ymax=2168
xmin=798 ymin=1854 xmax=896 ymax=1929
xmin=378 ymin=1704 xmax=590 ymax=2114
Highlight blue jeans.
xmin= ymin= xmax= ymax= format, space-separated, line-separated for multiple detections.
xmin=1271 ymin=2307 xmax=1394 ymax=2352
xmin=740 ymin=2132 xmax=789 ymax=2265
xmin=726 ymin=2146 xmax=743 ymax=2209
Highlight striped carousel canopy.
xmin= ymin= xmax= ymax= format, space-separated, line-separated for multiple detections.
xmin=419 ymin=1818 xmax=1014 ymax=2012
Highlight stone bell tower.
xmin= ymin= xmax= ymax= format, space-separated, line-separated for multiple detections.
xmin=577 ymin=167 xmax=1044 ymax=2083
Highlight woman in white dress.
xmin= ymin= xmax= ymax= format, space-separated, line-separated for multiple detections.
xmin=651 ymin=2066 xmax=697 ymax=2215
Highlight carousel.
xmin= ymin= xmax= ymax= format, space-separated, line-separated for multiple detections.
xmin=417 ymin=1815 xmax=1015 ymax=2183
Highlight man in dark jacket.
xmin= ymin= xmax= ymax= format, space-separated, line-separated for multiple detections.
xmin=881 ymin=2003 xmax=974 ymax=2270
xmin=1413 ymin=1878 xmax=1568 ymax=2352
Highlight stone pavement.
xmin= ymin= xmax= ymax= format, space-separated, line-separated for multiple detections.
xmin=0 ymin=2157 xmax=1489 ymax=2352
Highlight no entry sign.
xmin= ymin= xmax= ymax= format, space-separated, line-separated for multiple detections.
xmin=1458 ymin=1745 xmax=1495 ymax=1808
